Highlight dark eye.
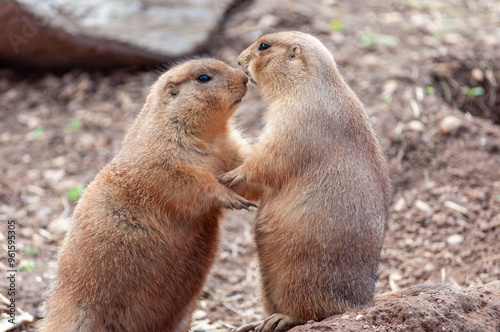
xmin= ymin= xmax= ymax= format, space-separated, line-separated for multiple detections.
xmin=258 ymin=43 xmax=271 ymax=51
xmin=197 ymin=74 xmax=211 ymax=83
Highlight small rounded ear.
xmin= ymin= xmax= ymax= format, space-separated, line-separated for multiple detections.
xmin=167 ymin=83 xmax=179 ymax=96
xmin=290 ymin=45 xmax=301 ymax=59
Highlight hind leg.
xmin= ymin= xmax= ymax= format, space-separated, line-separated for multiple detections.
xmin=41 ymin=303 xmax=109 ymax=332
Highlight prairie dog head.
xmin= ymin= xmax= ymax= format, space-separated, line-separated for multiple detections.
xmin=148 ymin=59 xmax=248 ymax=136
xmin=238 ymin=31 xmax=338 ymax=101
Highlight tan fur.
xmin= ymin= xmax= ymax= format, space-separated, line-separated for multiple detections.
xmin=219 ymin=31 xmax=391 ymax=331
xmin=374 ymin=283 xmax=453 ymax=303
xmin=41 ymin=59 xmax=256 ymax=332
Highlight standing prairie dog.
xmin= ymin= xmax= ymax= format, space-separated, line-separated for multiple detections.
xmin=42 ymin=59 xmax=256 ymax=332
xmin=219 ymin=31 xmax=391 ymax=331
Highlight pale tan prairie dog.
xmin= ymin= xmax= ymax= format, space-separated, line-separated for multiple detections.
xmin=41 ymin=58 xmax=257 ymax=332
xmin=374 ymin=283 xmax=453 ymax=303
xmin=219 ymin=31 xmax=391 ymax=331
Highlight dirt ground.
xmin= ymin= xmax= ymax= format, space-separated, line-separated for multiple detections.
xmin=1 ymin=0 xmax=500 ymax=331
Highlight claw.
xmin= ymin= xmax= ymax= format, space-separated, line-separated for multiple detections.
xmin=217 ymin=173 xmax=236 ymax=187
xmin=243 ymin=314 xmax=306 ymax=332
xmin=237 ymin=196 xmax=258 ymax=208
xmin=221 ymin=194 xmax=257 ymax=211
xmin=235 ymin=321 xmax=261 ymax=332
xmin=218 ymin=170 xmax=245 ymax=188
xmin=228 ymin=176 xmax=240 ymax=188
xmin=270 ymin=317 xmax=282 ymax=331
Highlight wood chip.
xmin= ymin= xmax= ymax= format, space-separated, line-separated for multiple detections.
xmin=439 ymin=116 xmax=462 ymax=135
xmin=415 ymin=200 xmax=432 ymax=214
xmin=444 ymin=201 xmax=468 ymax=215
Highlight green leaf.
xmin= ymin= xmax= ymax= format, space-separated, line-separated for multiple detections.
xmin=361 ymin=34 xmax=399 ymax=48
xmin=19 ymin=261 xmax=36 ymax=272
xmin=461 ymin=86 xmax=471 ymax=96
xmin=470 ymin=86 xmax=485 ymax=97
xmin=426 ymin=86 xmax=436 ymax=95
xmin=68 ymin=185 xmax=85 ymax=200
xmin=329 ymin=20 xmax=344 ymax=32
xmin=431 ymin=33 xmax=442 ymax=41
xmin=377 ymin=35 xmax=400 ymax=47
xmin=66 ymin=118 xmax=82 ymax=132
xmin=31 ymin=126 xmax=43 ymax=139
xmin=461 ymin=86 xmax=485 ymax=100
xmin=361 ymin=34 xmax=378 ymax=47
xmin=24 ymin=245 xmax=38 ymax=257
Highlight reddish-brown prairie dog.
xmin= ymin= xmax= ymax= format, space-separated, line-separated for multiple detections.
xmin=41 ymin=58 xmax=256 ymax=332
xmin=219 ymin=31 xmax=391 ymax=331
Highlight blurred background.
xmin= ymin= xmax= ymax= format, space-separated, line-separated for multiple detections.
xmin=0 ymin=0 xmax=499 ymax=331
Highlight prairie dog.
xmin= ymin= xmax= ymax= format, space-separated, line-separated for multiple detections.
xmin=42 ymin=59 xmax=256 ymax=332
xmin=219 ymin=31 xmax=391 ymax=331
xmin=374 ymin=283 xmax=453 ymax=303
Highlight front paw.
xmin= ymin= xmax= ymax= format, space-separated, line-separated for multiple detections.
xmin=218 ymin=168 xmax=246 ymax=188
xmin=220 ymin=189 xmax=257 ymax=210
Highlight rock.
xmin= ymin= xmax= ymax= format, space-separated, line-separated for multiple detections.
xmin=444 ymin=200 xmax=468 ymax=215
xmin=415 ymin=199 xmax=433 ymax=214
xmin=447 ymin=234 xmax=464 ymax=246
xmin=259 ymin=14 xmax=280 ymax=30
xmin=471 ymin=68 xmax=484 ymax=82
xmin=381 ymin=80 xmax=398 ymax=98
xmin=407 ymin=120 xmax=425 ymax=132
xmin=192 ymin=309 xmax=207 ymax=320
xmin=47 ymin=217 xmax=71 ymax=237
xmin=0 ymin=0 xmax=237 ymax=68
xmin=392 ymin=197 xmax=406 ymax=213
xmin=442 ymin=33 xmax=463 ymax=45
xmin=42 ymin=169 xmax=65 ymax=184
xmin=220 ymin=0 xmax=336 ymax=49
xmin=289 ymin=282 xmax=500 ymax=331
xmin=439 ymin=115 xmax=463 ymax=135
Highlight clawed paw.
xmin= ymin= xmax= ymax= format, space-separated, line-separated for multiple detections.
xmin=236 ymin=314 xmax=306 ymax=332
xmin=234 ymin=321 xmax=261 ymax=332
xmin=217 ymin=169 xmax=246 ymax=188
xmin=221 ymin=191 xmax=257 ymax=210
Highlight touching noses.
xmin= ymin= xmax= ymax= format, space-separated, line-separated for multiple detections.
xmin=241 ymin=73 xmax=249 ymax=84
